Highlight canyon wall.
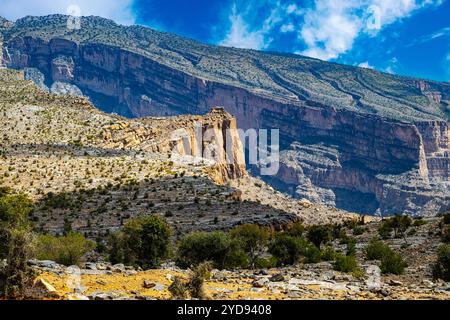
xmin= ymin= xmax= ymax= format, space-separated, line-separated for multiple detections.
xmin=4 ymin=36 xmax=450 ymax=215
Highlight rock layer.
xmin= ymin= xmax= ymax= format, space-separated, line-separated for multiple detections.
xmin=2 ymin=15 xmax=449 ymax=216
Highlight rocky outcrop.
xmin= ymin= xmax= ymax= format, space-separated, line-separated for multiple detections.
xmin=2 ymin=15 xmax=449 ymax=216
xmin=101 ymin=107 xmax=246 ymax=183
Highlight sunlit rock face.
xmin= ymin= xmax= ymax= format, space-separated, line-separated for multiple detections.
xmin=2 ymin=15 xmax=449 ymax=216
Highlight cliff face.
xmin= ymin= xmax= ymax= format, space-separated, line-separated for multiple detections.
xmin=2 ymin=15 xmax=449 ymax=216
xmin=100 ymin=107 xmax=247 ymax=184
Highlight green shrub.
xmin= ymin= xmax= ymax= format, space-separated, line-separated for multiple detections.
xmin=364 ymin=238 xmax=390 ymax=260
xmin=413 ymin=218 xmax=427 ymax=227
xmin=321 ymin=246 xmax=337 ymax=261
xmin=177 ymin=231 xmax=247 ymax=269
xmin=230 ymin=224 xmax=270 ymax=268
xmin=287 ymin=222 xmax=305 ymax=238
xmin=442 ymin=212 xmax=450 ymax=225
xmin=433 ymin=244 xmax=450 ymax=281
xmin=353 ymin=226 xmax=366 ymax=236
xmin=36 ymin=232 xmax=95 ymax=266
xmin=304 ymin=243 xmax=322 ymax=264
xmin=307 ymin=225 xmax=332 ymax=249
xmin=269 ymin=234 xmax=304 ymax=266
xmin=111 ymin=216 xmax=172 ymax=269
xmin=345 ymin=237 xmax=357 ymax=256
xmin=380 ymin=251 xmax=407 ymax=275
xmin=0 ymin=192 xmax=36 ymax=299
xmin=378 ymin=222 xmax=392 ymax=239
xmin=334 ymin=254 xmax=360 ymax=274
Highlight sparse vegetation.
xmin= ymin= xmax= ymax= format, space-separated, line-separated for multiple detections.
xmin=36 ymin=232 xmax=95 ymax=266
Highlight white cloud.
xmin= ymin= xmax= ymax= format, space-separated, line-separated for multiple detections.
xmin=280 ymin=23 xmax=295 ymax=33
xmin=220 ymin=4 xmax=268 ymax=50
xmin=220 ymin=1 xmax=288 ymax=50
xmin=358 ymin=61 xmax=374 ymax=69
xmin=0 ymin=0 xmax=136 ymax=25
xmin=299 ymin=0 xmax=443 ymax=61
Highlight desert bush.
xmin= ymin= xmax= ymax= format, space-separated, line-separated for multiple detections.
xmin=169 ymin=262 xmax=212 ymax=300
xmin=433 ymin=244 xmax=450 ymax=282
xmin=188 ymin=262 xmax=212 ymax=300
xmin=169 ymin=276 xmax=188 ymax=300
xmin=353 ymin=226 xmax=366 ymax=236
xmin=304 ymin=243 xmax=322 ymax=264
xmin=380 ymin=251 xmax=407 ymax=275
xmin=321 ymin=246 xmax=337 ymax=261
xmin=378 ymin=221 xmax=392 ymax=239
xmin=109 ymin=216 xmax=172 ymax=269
xmin=364 ymin=238 xmax=390 ymax=260
xmin=177 ymin=231 xmax=247 ymax=269
xmin=334 ymin=254 xmax=360 ymax=275
xmin=230 ymin=224 xmax=270 ymax=268
xmin=36 ymin=232 xmax=95 ymax=266
xmin=307 ymin=225 xmax=332 ymax=249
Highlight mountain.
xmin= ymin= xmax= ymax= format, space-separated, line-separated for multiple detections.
xmin=1 ymin=14 xmax=449 ymax=216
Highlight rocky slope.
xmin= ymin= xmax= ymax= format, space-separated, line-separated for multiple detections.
xmin=0 ymin=68 xmax=354 ymax=238
xmin=1 ymin=15 xmax=449 ymax=216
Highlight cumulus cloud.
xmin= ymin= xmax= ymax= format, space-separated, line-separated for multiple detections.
xmin=220 ymin=1 xmax=288 ymax=50
xmin=0 ymin=0 xmax=136 ymax=25
xmin=299 ymin=0 xmax=443 ymax=61
xmin=220 ymin=4 xmax=268 ymax=49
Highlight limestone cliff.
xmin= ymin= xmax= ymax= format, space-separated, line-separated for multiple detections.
xmin=2 ymin=15 xmax=449 ymax=215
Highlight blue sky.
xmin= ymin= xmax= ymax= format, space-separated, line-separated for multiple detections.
xmin=1 ymin=0 xmax=449 ymax=82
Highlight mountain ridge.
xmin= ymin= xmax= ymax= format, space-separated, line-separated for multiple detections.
xmin=1 ymin=14 xmax=449 ymax=216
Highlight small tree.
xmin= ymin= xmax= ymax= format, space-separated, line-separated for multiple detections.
xmin=269 ymin=234 xmax=304 ymax=266
xmin=230 ymin=224 xmax=269 ymax=269
xmin=112 ymin=216 xmax=172 ymax=269
xmin=307 ymin=225 xmax=332 ymax=249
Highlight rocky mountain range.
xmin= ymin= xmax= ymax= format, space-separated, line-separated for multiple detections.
xmin=1 ymin=14 xmax=449 ymax=216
